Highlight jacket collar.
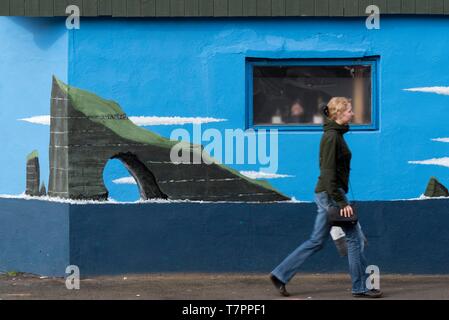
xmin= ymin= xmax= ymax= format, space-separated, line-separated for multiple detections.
xmin=323 ymin=117 xmax=349 ymax=135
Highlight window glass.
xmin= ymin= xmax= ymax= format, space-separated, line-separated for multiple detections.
xmin=252 ymin=65 xmax=372 ymax=126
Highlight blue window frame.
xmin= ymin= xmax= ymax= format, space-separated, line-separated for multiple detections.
xmin=246 ymin=57 xmax=379 ymax=131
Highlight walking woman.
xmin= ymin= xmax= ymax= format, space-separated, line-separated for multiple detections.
xmin=269 ymin=97 xmax=382 ymax=298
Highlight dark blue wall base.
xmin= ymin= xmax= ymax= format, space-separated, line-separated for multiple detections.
xmin=0 ymin=199 xmax=69 ymax=276
xmin=1 ymin=198 xmax=449 ymax=276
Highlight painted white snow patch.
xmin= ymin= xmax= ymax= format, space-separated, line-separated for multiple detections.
xmin=408 ymin=157 xmax=449 ymax=168
xmin=287 ymin=197 xmax=309 ymax=203
xmin=416 ymin=194 xmax=449 ymax=200
xmin=404 ymin=86 xmax=449 ymax=95
xmin=113 ymin=177 xmax=137 ymax=185
xmin=0 ymin=193 xmax=296 ymax=204
xmin=5 ymin=193 xmax=446 ymax=204
xmin=0 ymin=193 xmax=190 ymax=204
xmin=0 ymin=193 xmax=114 ymax=204
xmin=432 ymin=138 xmax=449 ymax=143
xmin=240 ymin=171 xmax=295 ymax=179
xmin=128 ymin=116 xmax=227 ymax=126
xmin=392 ymin=194 xmax=449 ymax=201
xmin=18 ymin=115 xmax=227 ymax=126
xmin=18 ymin=115 xmax=50 ymax=125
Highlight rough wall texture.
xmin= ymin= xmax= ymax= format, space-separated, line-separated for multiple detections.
xmin=48 ymin=77 xmax=289 ymax=202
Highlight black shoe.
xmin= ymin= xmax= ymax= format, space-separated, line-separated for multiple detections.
xmin=269 ymin=274 xmax=290 ymax=297
xmin=352 ymin=289 xmax=383 ymax=298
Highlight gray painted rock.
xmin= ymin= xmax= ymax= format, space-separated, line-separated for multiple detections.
xmin=424 ymin=177 xmax=449 ymax=198
xmin=48 ymin=77 xmax=290 ymax=202
xmin=26 ymin=151 xmax=40 ymax=196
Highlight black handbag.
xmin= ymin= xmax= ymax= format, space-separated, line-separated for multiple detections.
xmin=327 ymin=202 xmax=358 ymax=227
xmin=327 ymin=181 xmax=358 ymax=227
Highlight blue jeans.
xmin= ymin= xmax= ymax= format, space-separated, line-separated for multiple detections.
xmin=271 ymin=189 xmax=369 ymax=294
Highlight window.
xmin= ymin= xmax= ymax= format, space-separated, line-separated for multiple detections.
xmin=247 ymin=58 xmax=378 ymax=131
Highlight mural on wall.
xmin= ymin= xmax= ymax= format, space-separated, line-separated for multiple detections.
xmin=405 ymin=86 xmax=449 ymax=198
xmin=3 ymin=17 xmax=449 ymax=202
xmin=16 ymin=79 xmax=449 ymax=203
xmin=3 ymin=16 xmax=449 ymax=278
xmin=23 ymin=76 xmax=289 ymax=202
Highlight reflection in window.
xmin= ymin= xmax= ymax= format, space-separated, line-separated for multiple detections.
xmin=252 ymin=64 xmax=372 ymax=126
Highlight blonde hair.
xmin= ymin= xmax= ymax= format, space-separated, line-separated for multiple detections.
xmin=326 ymin=97 xmax=352 ymax=120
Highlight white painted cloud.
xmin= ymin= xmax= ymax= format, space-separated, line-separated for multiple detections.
xmin=404 ymin=86 xmax=449 ymax=95
xmin=128 ymin=116 xmax=227 ymax=126
xmin=113 ymin=177 xmax=137 ymax=185
xmin=432 ymin=138 xmax=449 ymax=143
xmin=18 ymin=115 xmax=50 ymax=125
xmin=18 ymin=115 xmax=227 ymax=126
xmin=408 ymin=157 xmax=449 ymax=168
xmin=240 ymin=171 xmax=295 ymax=179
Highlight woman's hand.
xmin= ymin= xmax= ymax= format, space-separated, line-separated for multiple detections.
xmin=340 ymin=205 xmax=353 ymax=217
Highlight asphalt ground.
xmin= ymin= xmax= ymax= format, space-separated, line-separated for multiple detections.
xmin=1 ymin=272 xmax=448 ymax=300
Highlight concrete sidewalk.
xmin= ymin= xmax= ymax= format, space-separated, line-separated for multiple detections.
xmin=1 ymin=272 xmax=448 ymax=300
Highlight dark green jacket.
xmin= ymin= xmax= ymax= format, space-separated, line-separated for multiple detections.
xmin=315 ymin=117 xmax=351 ymax=209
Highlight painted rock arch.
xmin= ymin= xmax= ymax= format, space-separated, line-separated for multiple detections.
xmin=48 ymin=77 xmax=289 ymax=202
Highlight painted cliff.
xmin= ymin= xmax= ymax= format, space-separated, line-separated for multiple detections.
xmin=48 ymin=77 xmax=289 ymax=202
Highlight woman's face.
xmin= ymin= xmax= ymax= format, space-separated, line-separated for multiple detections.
xmin=337 ymin=104 xmax=354 ymax=125
xmin=291 ymin=103 xmax=304 ymax=116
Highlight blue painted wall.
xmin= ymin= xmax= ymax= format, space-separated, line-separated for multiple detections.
xmin=0 ymin=17 xmax=68 ymax=195
xmin=68 ymin=198 xmax=449 ymax=275
xmin=1 ymin=16 xmax=449 ymax=202
xmin=2 ymin=17 xmax=449 ymax=277
xmin=0 ymin=199 xmax=69 ymax=276
xmin=66 ymin=17 xmax=449 ymax=202
xmin=2 ymin=198 xmax=449 ymax=275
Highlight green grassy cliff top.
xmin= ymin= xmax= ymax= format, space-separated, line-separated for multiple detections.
xmin=26 ymin=150 xmax=39 ymax=161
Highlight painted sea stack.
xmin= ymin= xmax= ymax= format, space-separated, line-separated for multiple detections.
xmin=25 ymin=150 xmax=40 ymax=197
xmin=48 ymin=77 xmax=289 ymax=202
xmin=424 ymin=177 xmax=449 ymax=198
